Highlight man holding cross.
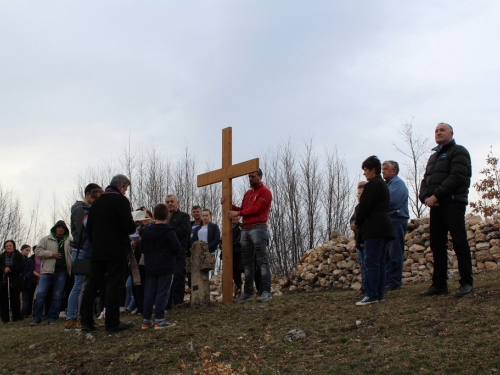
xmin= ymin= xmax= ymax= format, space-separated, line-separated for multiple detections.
xmin=227 ymin=168 xmax=273 ymax=302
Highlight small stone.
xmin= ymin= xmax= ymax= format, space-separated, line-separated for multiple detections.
xmin=284 ymin=329 xmax=307 ymax=342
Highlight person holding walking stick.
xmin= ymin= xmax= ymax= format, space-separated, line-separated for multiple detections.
xmin=0 ymin=240 xmax=25 ymax=323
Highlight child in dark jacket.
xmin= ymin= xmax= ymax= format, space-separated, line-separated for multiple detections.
xmin=140 ymin=203 xmax=181 ymax=329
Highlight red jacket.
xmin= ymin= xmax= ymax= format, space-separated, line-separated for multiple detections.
xmin=232 ymin=182 xmax=272 ymax=229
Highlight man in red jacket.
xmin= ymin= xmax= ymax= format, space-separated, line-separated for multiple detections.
xmin=227 ymin=169 xmax=273 ymax=302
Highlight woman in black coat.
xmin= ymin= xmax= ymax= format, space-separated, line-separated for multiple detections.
xmin=353 ymin=156 xmax=394 ymax=306
xmin=192 ymin=209 xmax=221 ymax=254
xmin=0 ymin=240 xmax=25 ymax=322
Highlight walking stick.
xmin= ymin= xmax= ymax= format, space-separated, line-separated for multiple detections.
xmin=7 ymin=276 xmax=13 ymax=322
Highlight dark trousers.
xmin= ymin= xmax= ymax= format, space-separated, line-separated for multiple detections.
xmin=132 ymin=265 xmax=145 ymax=313
xmin=1 ymin=278 xmax=22 ymax=322
xmin=80 ymin=261 xmax=127 ymax=329
xmin=143 ymin=273 xmax=174 ymax=322
xmin=430 ymin=202 xmax=473 ymax=288
xmin=167 ymin=253 xmax=186 ymax=308
xmin=232 ymin=250 xmax=242 ymax=289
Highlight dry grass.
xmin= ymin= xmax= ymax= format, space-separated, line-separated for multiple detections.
xmin=2 ymin=271 xmax=500 ymax=374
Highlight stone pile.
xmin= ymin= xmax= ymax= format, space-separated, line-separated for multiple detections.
xmin=288 ymin=214 xmax=500 ymax=292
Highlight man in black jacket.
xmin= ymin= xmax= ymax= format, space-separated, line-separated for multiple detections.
xmin=80 ymin=174 xmax=136 ymax=333
xmin=419 ymin=123 xmax=473 ymax=297
xmin=165 ymin=194 xmax=191 ymax=308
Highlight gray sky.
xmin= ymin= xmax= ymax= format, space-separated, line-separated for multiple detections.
xmin=1 ymin=0 xmax=499 ymax=227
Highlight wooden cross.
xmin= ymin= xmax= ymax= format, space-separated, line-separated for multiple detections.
xmin=197 ymin=127 xmax=259 ymax=303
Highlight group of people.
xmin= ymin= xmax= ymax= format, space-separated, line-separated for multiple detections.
xmin=352 ymin=122 xmax=474 ymax=305
xmin=1 ymin=122 xmax=474 ymax=326
xmin=0 ymin=168 xmax=274 ymax=332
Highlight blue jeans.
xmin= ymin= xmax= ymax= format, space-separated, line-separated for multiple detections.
xmin=385 ymin=220 xmax=408 ymax=288
xmin=143 ymin=273 xmax=173 ymax=323
xmin=67 ymin=249 xmax=87 ymax=320
xmin=125 ymin=275 xmax=135 ymax=310
xmin=364 ymin=238 xmax=388 ymax=300
xmin=356 ymin=248 xmax=366 ymax=290
xmin=241 ymin=225 xmax=272 ymax=295
xmin=33 ymin=271 xmax=68 ymax=323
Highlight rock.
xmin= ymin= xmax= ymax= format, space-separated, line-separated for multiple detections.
xmin=284 ymin=329 xmax=307 ymax=342
xmin=409 ymin=244 xmax=426 ymax=252
xmin=476 ymin=242 xmax=490 ymax=251
xmin=476 ymin=250 xmax=494 ymax=262
xmin=485 ymin=261 xmax=498 ymax=270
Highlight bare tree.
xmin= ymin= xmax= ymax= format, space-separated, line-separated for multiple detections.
xmin=0 ymin=184 xmax=25 ymax=244
xmin=120 ymin=135 xmax=138 ymax=207
xmin=393 ymin=117 xmax=431 ymax=218
xmin=300 ymin=138 xmax=322 ymax=249
xmin=22 ymin=190 xmax=47 ymax=246
xmin=322 ymin=147 xmax=355 ymax=238
xmin=171 ymin=146 xmax=197 ymax=212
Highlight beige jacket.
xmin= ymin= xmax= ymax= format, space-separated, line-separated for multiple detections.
xmin=36 ymin=233 xmax=73 ymax=276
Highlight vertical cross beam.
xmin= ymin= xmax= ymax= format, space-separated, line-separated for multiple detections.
xmin=197 ymin=127 xmax=259 ymax=303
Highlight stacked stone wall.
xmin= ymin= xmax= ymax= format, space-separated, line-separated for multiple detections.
xmin=288 ymin=214 xmax=500 ymax=292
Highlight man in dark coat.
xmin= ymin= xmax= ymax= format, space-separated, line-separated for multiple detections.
xmin=419 ymin=123 xmax=473 ymax=297
xmin=165 ymin=194 xmax=191 ymax=308
xmin=80 ymin=174 xmax=136 ymax=333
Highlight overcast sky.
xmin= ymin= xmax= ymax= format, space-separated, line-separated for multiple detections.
xmin=1 ymin=0 xmax=499 ymax=228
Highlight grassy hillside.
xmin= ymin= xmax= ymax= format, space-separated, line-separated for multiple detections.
xmin=1 ymin=271 xmax=500 ymax=374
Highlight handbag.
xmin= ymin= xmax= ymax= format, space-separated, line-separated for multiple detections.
xmin=72 ymin=224 xmax=91 ymax=276
xmin=73 ymin=258 xmax=91 ymax=276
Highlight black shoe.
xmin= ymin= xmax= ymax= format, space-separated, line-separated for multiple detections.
xmin=419 ymin=285 xmax=448 ymax=296
xmin=106 ymin=321 xmax=134 ymax=333
xmin=80 ymin=324 xmax=97 ymax=332
xmin=385 ymin=285 xmax=401 ymax=292
xmin=455 ymin=284 xmax=474 ymax=297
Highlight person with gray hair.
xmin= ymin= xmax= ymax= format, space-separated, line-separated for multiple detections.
xmin=419 ymin=123 xmax=473 ymax=297
xmin=80 ymin=174 xmax=136 ymax=333
xmin=165 ymin=194 xmax=191 ymax=309
xmin=382 ymin=160 xmax=409 ymax=291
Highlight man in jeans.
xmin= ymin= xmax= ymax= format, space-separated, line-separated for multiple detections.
xmin=382 ymin=161 xmax=409 ymax=291
xmin=65 ymin=183 xmax=101 ymax=330
xmin=227 ymin=169 xmax=273 ymax=302
xmin=31 ymin=221 xmax=73 ymax=325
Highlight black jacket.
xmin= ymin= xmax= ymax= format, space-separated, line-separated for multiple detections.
xmin=0 ymin=250 xmax=25 ymax=290
xmin=419 ymin=139 xmax=472 ymax=205
xmin=355 ymin=175 xmax=395 ymax=241
xmin=139 ymin=223 xmax=181 ymax=275
xmin=87 ymin=185 xmax=136 ymax=262
xmin=192 ymin=223 xmax=221 ymax=253
xmin=168 ymin=210 xmax=191 ymax=255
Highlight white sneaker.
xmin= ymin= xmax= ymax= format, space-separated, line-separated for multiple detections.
xmin=59 ymin=311 xmax=67 ymax=319
xmin=355 ymin=297 xmax=379 ymax=306
xmin=97 ymin=311 xmax=105 ymax=319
